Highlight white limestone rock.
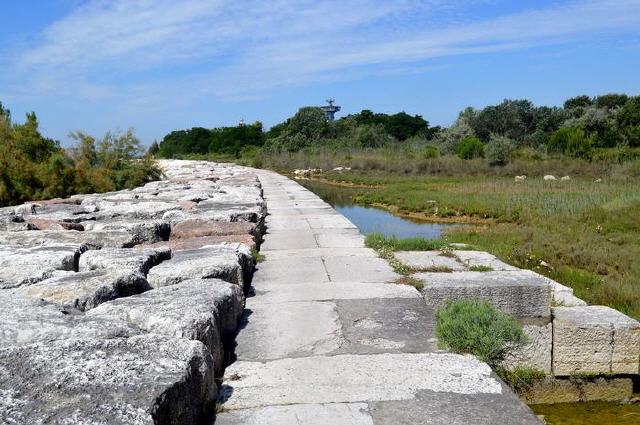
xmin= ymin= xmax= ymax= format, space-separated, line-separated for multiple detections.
xmin=0 ymin=244 xmax=87 ymax=289
xmin=0 ymin=334 xmax=216 ymax=425
xmin=88 ymin=279 xmax=244 ymax=375
xmin=147 ymin=245 xmax=254 ymax=289
xmin=21 ymin=269 xmax=151 ymax=311
xmin=79 ymin=247 xmax=171 ymax=274
xmin=501 ymin=323 xmax=552 ymax=374
xmin=553 ymin=306 xmax=640 ymax=376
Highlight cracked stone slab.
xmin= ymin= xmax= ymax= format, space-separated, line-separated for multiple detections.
xmin=452 ymin=250 xmax=520 ymax=271
xmin=0 ymin=334 xmax=216 ymax=425
xmin=251 ymin=256 xmax=329 ymax=286
xmin=21 ymin=269 xmax=151 ymax=311
xmin=79 ymin=247 xmax=171 ymax=274
xmin=82 ymin=219 xmax=171 ymax=244
xmin=552 ymin=306 xmax=640 ymax=375
xmin=417 ymin=270 xmax=552 ymax=319
xmin=260 ymin=230 xmax=318 ymax=251
xmin=263 ymin=247 xmax=377 ymax=260
xmin=216 ymin=403 xmax=375 ymax=425
xmin=333 ymin=298 xmax=437 ymax=355
xmin=323 ymin=256 xmax=399 ymax=283
xmin=0 ymin=229 xmax=139 ymax=248
xmin=396 ymin=251 xmax=467 ymax=271
xmin=220 ymin=353 xmax=502 ymax=410
xmin=88 ymin=279 xmax=244 ymax=375
xmin=0 ymin=244 xmax=87 ymax=289
xmin=170 ymin=219 xmax=256 ymax=240
xmin=147 ymin=245 xmax=253 ymax=289
xmin=146 ymin=234 xmax=257 ymax=251
xmin=251 ymin=282 xmax=420 ymax=304
xmin=234 ymin=300 xmax=343 ymax=361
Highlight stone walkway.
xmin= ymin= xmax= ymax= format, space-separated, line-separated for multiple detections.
xmin=215 ymin=171 xmax=541 ymax=424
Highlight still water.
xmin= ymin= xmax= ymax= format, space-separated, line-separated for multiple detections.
xmin=299 ymin=178 xmax=639 ymax=425
xmin=300 ymin=179 xmax=451 ymax=239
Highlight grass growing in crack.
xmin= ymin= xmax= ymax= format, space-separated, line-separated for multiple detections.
xmin=470 ymin=265 xmax=493 ymax=272
xmin=250 ymin=248 xmax=265 ymax=263
xmin=496 ymin=367 xmax=546 ymax=393
xmin=419 ymin=266 xmax=455 ymax=273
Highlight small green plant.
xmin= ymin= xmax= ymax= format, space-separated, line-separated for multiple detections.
xmin=470 ymin=265 xmax=493 ymax=272
xmin=435 ymin=300 xmax=528 ymax=367
xmin=251 ymin=248 xmax=265 ymax=263
xmin=420 ymin=266 xmax=454 ymax=273
xmin=496 ymin=367 xmax=546 ymax=393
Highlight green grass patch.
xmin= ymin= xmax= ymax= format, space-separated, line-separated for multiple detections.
xmin=364 ymin=233 xmax=447 ymax=251
xmin=435 ymin=300 xmax=528 ymax=367
xmin=470 ymin=265 xmax=493 ymax=272
xmin=250 ymin=249 xmax=265 ymax=263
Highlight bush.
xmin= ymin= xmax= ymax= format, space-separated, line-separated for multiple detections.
xmin=548 ymin=127 xmax=593 ymax=159
xmin=456 ymin=137 xmax=484 ymax=160
xmin=485 ymin=135 xmax=514 ymax=166
xmin=496 ymin=367 xmax=546 ymax=393
xmin=435 ymin=299 xmax=528 ymax=367
xmin=422 ymin=146 xmax=440 ymax=159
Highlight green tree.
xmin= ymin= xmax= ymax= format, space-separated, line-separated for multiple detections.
xmin=564 ymin=95 xmax=593 ymax=109
xmin=485 ymin=135 xmax=514 ymax=166
xmin=548 ymin=127 xmax=593 ymax=158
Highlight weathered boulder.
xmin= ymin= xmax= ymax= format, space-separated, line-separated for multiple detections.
xmin=90 ymin=200 xmax=181 ymax=220
xmin=146 ymin=234 xmax=256 ymax=251
xmin=0 ymin=229 xmax=138 ymax=248
xmin=553 ymin=306 xmax=640 ymax=375
xmin=417 ymin=270 xmax=552 ymax=319
xmin=25 ymin=217 xmax=84 ymax=231
xmin=0 ymin=244 xmax=87 ymax=289
xmin=0 ymin=334 xmax=216 ymax=425
xmin=79 ymin=247 xmax=171 ymax=275
xmin=21 ymin=269 xmax=151 ymax=311
xmin=0 ymin=289 xmax=138 ymax=346
xmin=170 ymin=219 xmax=255 ymax=240
xmin=88 ymin=279 xmax=244 ymax=375
xmin=147 ymin=245 xmax=253 ymax=289
xmin=82 ymin=219 xmax=171 ymax=244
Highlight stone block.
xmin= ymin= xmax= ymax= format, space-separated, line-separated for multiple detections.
xmin=452 ymin=250 xmax=519 ymax=271
xmin=553 ymin=306 xmax=640 ymax=376
xmin=147 ymin=245 xmax=253 ymax=289
xmin=417 ymin=270 xmax=552 ymax=319
xmin=79 ymin=247 xmax=171 ymax=274
xmin=21 ymin=269 xmax=151 ymax=311
xmin=0 ymin=244 xmax=87 ymax=289
xmin=501 ymin=323 xmax=552 ymax=374
xmin=89 ymin=279 xmax=243 ymax=375
xmin=396 ymin=251 xmax=466 ymax=271
xmin=0 ymin=334 xmax=215 ymax=425
xmin=170 ymin=219 xmax=255 ymax=239
xmin=323 ymin=256 xmax=399 ymax=283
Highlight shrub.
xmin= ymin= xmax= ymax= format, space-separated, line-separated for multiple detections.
xmin=548 ymin=127 xmax=593 ymax=159
xmin=422 ymin=146 xmax=440 ymax=159
xmin=435 ymin=299 xmax=528 ymax=366
xmin=496 ymin=367 xmax=546 ymax=393
xmin=456 ymin=137 xmax=484 ymax=160
xmin=485 ymin=135 xmax=514 ymax=166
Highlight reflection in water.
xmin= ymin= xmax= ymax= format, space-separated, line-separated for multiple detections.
xmin=299 ymin=179 xmax=452 ymax=239
xmin=335 ymin=205 xmax=451 ymax=239
xmin=531 ymin=401 xmax=640 ymax=425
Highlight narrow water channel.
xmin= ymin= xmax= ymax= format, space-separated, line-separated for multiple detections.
xmin=300 ymin=179 xmax=453 ymax=239
xmin=299 ymin=178 xmax=640 ymax=425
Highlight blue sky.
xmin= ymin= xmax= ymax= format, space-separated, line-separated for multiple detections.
xmin=1 ymin=0 xmax=639 ymax=146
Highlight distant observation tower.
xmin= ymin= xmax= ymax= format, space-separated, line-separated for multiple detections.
xmin=320 ymin=98 xmax=341 ymax=121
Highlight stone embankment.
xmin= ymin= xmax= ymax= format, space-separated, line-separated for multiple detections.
xmin=1 ymin=160 xmax=638 ymax=424
xmin=0 ymin=160 xmax=264 ymax=424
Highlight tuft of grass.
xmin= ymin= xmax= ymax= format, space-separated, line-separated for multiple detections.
xmin=250 ymin=248 xmax=265 ymax=263
xmin=365 ymin=233 xmax=447 ymax=251
xmin=496 ymin=367 xmax=546 ymax=393
xmin=435 ymin=299 xmax=528 ymax=367
xmin=419 ymin=266 xmax=454 ymax=273
xmin=470 ymin=265 xmax=493 ymax=272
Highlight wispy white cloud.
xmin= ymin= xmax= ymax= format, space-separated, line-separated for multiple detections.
xmin=3 ymin=0 xmax=640 ymax=130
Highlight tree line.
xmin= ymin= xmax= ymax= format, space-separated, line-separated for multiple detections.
xmin=156 ymin=93 xmax=640 ymax=166
xmin=0 ymin=101 xmax=161 ymax=207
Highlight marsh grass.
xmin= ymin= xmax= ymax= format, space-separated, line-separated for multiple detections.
xmin=332 ymin=174 xmax=639 ymax=319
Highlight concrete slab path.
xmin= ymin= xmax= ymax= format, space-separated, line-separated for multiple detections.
xmin=215 ymin=171 xmax=541 ymax=424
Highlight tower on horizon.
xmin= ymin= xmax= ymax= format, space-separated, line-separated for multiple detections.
xmin=320 ymin=98 xmax=341 ymax=121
